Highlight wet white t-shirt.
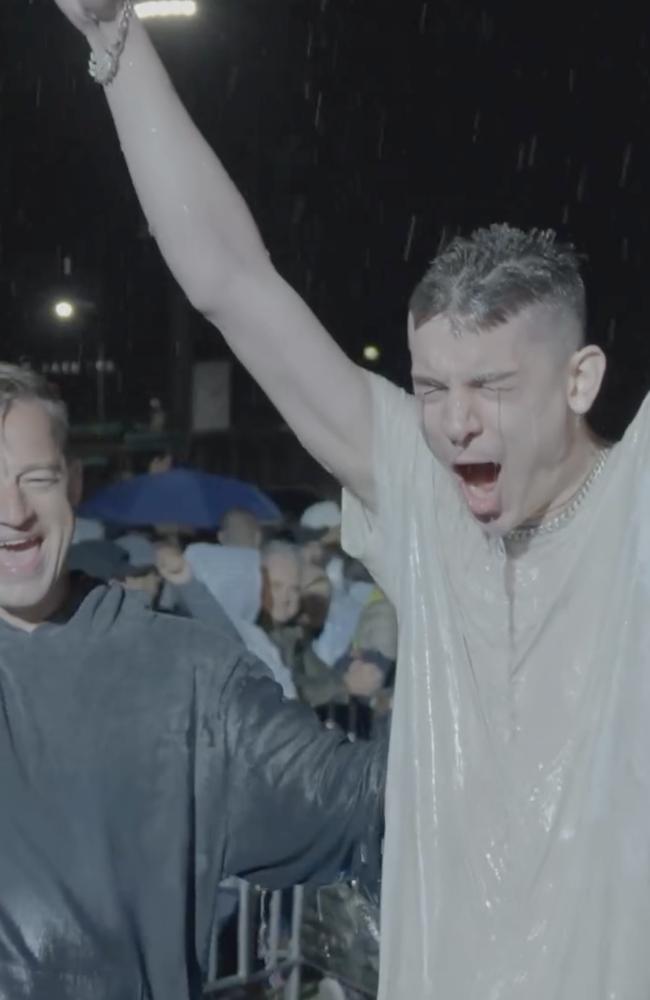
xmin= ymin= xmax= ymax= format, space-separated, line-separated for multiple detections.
xmin=342 ymin=371 xmax=650 ymax=1000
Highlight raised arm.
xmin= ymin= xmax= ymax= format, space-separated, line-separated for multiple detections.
xmin=52 ymin=0 xmax=375 ymax=507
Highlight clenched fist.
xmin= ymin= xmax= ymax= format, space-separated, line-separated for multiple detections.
xmin=51 ymin=0 xmax=123 ymax=33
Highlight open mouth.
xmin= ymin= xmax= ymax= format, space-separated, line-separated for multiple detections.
xmin=453 ymin=462 xmax=502 ymax=519
xmin=0 ymin=536 xmax=44 ymax=577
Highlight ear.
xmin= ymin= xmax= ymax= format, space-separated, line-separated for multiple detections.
xmin=67 ymin=457 xmax=84 ymax=508
xmin=567 ymin=345 xmax=607 ymax=416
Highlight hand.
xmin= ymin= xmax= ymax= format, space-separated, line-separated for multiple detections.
xmin=343 ymin=659 xmax=384 ymax=699
xmin=155 ymin=543 xmax=192 ymax=585
xmin=51 ymin=0 xmax=123 ymax=34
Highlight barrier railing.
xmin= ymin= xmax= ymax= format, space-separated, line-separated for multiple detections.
xmin=203 ymin=881 xmax=304 ymax=998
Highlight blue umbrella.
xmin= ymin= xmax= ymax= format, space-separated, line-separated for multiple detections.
xmin=78 ymin=468 xmax=282 ymax=528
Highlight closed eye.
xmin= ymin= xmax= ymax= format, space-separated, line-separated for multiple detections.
xmin=413 ymin=380 xmax=447 ymax=396
xmin=23 ymin=476 xmax=60 ymax=487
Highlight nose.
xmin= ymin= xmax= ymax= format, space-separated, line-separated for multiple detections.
xmin=0 ymin=481 xmax=33 ymax=529
xmin=441 ymin=389 xmax=482 ymax=449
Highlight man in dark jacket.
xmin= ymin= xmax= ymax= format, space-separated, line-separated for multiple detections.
xmin=0 ymin=364 xmax=385 ymax=1000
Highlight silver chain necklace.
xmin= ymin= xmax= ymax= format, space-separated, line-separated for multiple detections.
xmin=506 ymin=448 xmax=610 ymax=543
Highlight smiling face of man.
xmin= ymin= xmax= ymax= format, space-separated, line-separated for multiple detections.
xmin=408 ymin=303 xmax=607 ymax=536
xmin=0 ymin=399 xmax=75 ymax=629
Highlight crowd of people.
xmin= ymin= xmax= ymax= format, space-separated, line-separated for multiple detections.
xmin=70 ymin=472 xmax=398 ymax=742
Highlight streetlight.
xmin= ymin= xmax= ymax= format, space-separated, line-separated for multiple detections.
xmin=53 ymin=300 xmax=75 ymax=321
xmin=135 ymin=1 xmax=197 ymax=18
xmin=363 ymin=344 xmax=381 ymax=363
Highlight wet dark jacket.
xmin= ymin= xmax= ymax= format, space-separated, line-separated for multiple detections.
xmin=0 ymin=581 xmax=385 ymax=999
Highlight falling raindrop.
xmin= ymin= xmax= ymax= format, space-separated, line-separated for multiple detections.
xmin=418 ymin=2 xmax=428 ymax=34
xmin=528 ymin=134 xmax=538 ymax=168
xmin=619 ymin=143 xmax=633 ymax=188
xmin=404 ymin=215 xmax=417 ymax=262
xmin=314 ymin=91 xmax=323 ymax=129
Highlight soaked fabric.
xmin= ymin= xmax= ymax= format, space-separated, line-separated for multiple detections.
xmin=0 ymin=582 xmax=384 ymax=999
xmin=342 ymin=371 xmax=650 ymax=1000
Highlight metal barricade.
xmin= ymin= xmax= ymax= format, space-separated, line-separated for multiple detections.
xmin=203 ymin=881 xmax=304 ymax=999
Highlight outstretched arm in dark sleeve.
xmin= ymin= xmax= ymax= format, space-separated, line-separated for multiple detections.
xmin=221 ymin=657 xmax=386 ymax=893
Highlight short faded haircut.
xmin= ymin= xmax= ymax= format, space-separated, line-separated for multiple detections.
xmin=0 ymin=363 xmax=69 ymax=450
xmin=409 ymin=224 xmax=587 ymax=343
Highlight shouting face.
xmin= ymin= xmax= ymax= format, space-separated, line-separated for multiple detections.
xmin=409 ymin=304 xmax=606 ymax=536
xmin=0 ymin=400 xmax=74 ymax=628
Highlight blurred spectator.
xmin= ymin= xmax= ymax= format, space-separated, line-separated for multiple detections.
xmin=259 ymin=540 xmax=302 ymax=627
xmin=186 ymin=542 xmax=262 ymax=624
xmin=299 ymin=561 xmax=333 ymax=636
xmin=258 ymin=542 xmax=346 ymax=708
xmin=344 ymin=587 xmax=398 ymax=682
xmin=186 ymin=540 xmax=296 ymax=698
xmin=118 ymin=563 xmax=164 ymax=603
xmin=114 ymin=529 xmax=157 ymax=568
xmin=312 ymin=557 xmax=375 ymax=668
xmin=218 ymin=507 xmax=262 ymax=549
xmin=336 ymin=586 xmax=397 ymax=739
xmin=68 ymin=539 xmax=251 ymax=651
xmin=297 ymin=500 xmax=342 ymax=569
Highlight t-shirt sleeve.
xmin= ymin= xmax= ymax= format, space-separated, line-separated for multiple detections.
xmin=220 ymin=653 xmax=386 ymax=893
xmin=341 ymin=371 xmax=421 ymax=601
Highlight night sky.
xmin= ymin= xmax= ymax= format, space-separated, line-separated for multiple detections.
xmin=1 ymin=0 xmax=649 ymax=438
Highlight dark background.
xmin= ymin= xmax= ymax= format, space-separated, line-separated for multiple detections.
xmin=1 ymin=0 xmax=649 ymax=442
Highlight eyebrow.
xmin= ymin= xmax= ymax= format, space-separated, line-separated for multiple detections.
xmin=411 ymin=369 xmax=518 ymax=388
xmin=468 ymin=370 xmax=518 ymax=387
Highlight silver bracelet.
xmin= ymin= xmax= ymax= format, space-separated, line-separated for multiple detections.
xmin=88 ymin=0 xmax=135 ymax=87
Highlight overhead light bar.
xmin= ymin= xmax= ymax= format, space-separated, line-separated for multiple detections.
xmin=135 ymin=1 xmax=197 ymax=19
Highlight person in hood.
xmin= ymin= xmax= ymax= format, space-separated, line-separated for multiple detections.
xmin=0 ymin=363 xmax=384 ymax=1000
